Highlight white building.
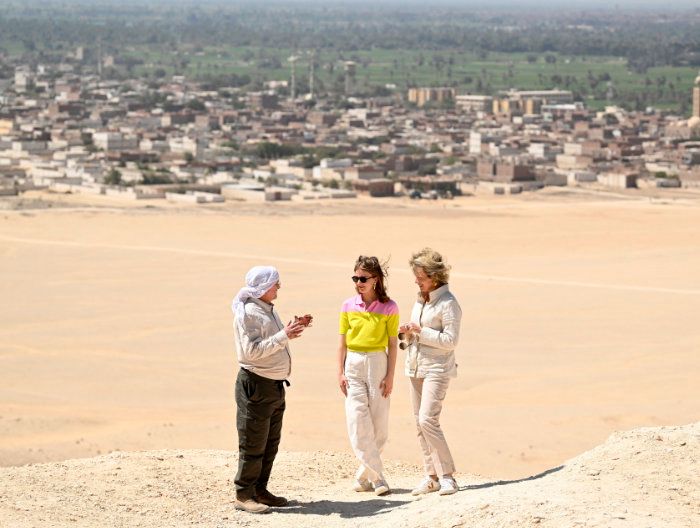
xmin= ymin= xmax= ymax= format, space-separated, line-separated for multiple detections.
xmin=320 ymin=158 xmax=352 ymax=169
xmin=456 ymin=95 xmax=493 ymax=113
xmin=93 ymin=132 xmax=139 ymax=151
xmin=139 ymin=138 xmax=169 ymax=152
xmin=563 ymin=142 xmax=583 ymax=156
xmin=469 ymin=132 xmax=483 ymax=155
xmin=12 ymin=141 xmax=48 ymax=154
xmin=168 ymin=137 xmax=207 ymax=156
xmin=312 ymin=166 xmax=345 ymax=181
xmin=14 ymin=70 xmax=32 ymax=93
xmin=528 ymin=142 xmax=558 ymax=160
xmin=598 ymin=172 xmax=637 ymax=189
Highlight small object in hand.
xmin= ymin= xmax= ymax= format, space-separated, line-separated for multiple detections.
xmin=398 ymin=330 xmax=412 ymax=349
xmin=294 ymin=314 xmax=313 ymax=327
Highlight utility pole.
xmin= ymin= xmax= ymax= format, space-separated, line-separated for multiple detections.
xmin=289 ymin=55 xmax=298 ymax=100
xmin=97 ymin=39 xmax=103 ymax=80
xmin=344 ymin=61 xmax=356 ymax=97
xmin=309 ymin=50 xmax=316 ymax=100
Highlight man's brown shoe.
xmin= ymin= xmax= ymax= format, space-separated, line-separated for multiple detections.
xmin=234 ymin=498 xmax=270 ymax=514
xmin=255 ymin=488 xmax=289 ymax=507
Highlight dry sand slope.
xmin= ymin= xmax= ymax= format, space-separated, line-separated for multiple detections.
xmin=1 ymin=422 xmax=697 ymax=528
xmin=2 ymin=196 xmax=700 ymax=481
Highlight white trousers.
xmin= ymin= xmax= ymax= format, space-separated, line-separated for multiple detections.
xmin=344 ymin=350 xmax=390 ymax=483
xmin=410 ymin=375 xmax=456 ymax=477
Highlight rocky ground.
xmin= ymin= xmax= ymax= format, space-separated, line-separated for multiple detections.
xmin=1 ymin=422 xmax=697 ymax=528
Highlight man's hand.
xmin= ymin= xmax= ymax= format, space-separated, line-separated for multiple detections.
xmin=285 ymin=320 xmax=305 ymax=339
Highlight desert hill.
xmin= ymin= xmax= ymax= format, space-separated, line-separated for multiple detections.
xmin=1 ymin=422 xmax=697 ymax=528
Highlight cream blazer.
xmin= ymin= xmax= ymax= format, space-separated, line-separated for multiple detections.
xmin=404 ymin=284 xmax=461 ymax=378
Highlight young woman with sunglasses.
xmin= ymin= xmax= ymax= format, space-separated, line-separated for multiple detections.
xmin=337 ymin=256 xmax=399 ymax=496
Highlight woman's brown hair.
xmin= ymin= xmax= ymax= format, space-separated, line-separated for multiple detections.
xmin=354 ymin=255 xmax=390 ymax=303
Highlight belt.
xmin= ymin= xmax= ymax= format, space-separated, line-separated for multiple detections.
xmin=241 ymin=367 xmax=290 ymax=387
xmin=347 ymin=348 xmax=386 ymax=354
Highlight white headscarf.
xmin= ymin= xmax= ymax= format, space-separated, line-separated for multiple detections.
xmin=231 ymin=266 xmax=280 ymax=321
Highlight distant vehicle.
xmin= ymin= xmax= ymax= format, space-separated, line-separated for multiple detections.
xmin=409 ymin=189 xmax=453 ymax=200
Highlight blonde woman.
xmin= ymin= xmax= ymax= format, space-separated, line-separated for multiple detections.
xmin=399 ymin=248 xmax=461 ymax=496
xmin=338 ymin=256 xmax=399 ymax=496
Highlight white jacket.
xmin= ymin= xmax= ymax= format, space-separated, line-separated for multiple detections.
xmin=234 ymin=297 xmax=291 ymax=381
xmin=404 ymin=284 xmax=461 ymax=378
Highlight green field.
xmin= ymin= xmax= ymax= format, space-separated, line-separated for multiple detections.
xmin=0 ymin=2 xmax=697 ymax=113
xmin=2 ymin=34 xmax=696 ymax=112
xmin=122 ymin=45 xmax=697 ymax=112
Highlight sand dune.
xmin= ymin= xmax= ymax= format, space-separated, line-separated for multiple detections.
xmin=0 ymin=421 xmax=697 ymax=527
xmin=1 ymin=192 xmax=700 ymax=482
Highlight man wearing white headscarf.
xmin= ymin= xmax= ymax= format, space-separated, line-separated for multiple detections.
xmin=231 ymin=266 xmax=306 ymax=514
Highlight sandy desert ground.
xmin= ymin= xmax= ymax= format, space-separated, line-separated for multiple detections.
xmin=1 ymin=418 xmax=697 ymax=527
xmin=1 ymin=188 xmax=699 ymax=487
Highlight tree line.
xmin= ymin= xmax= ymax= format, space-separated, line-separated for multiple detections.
xmin=0 ymin=3 xmax=698 ymax=73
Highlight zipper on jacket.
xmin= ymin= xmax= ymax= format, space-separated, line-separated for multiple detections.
xmin=412 ymin=301 xmax=427 ymax=378
xmin=271 ymin=306 xmax=292 ymax=377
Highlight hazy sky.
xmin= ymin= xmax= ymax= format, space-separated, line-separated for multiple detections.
xmin=5 ymin=0 xmax=700 ymax=12
xmin=215 ymin=0 xmax=699 ymax=7
xmin=12 ymin=0 xmax=700 ymax=7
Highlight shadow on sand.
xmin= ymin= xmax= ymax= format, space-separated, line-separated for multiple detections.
xmin=275 ymin=492 xmax=412 ymax=518
xmin=267 ymin=468 xmax=563 ymax=518
xmin=460 ymin=465 xmax=564 ymax=492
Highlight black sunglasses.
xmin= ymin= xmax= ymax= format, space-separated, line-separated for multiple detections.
xmin=351 ymin=275 xmax=373 ymax=283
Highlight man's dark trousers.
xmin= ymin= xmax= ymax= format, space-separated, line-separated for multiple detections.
xmin=234 ymin=368 xmax=286 ymax=500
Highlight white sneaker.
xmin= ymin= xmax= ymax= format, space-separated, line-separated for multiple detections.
xmin=373 ymin=479 xmax=390 ymax=496
xmin=411 ymin=476 xmax=440 ymax=496
xmin=353 ymin=478 xmax=373 ymax=492
xmin=438 ymin=476 xmax=458 ymax=495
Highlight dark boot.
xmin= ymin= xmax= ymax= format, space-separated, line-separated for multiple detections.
xmin=234 ymin=495 xmax=270 ymax=514
xmin=255 ymin=488 xmax=289 ymax=507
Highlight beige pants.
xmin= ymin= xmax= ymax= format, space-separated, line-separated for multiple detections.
xmin=410 ymin=375 xmax=455 ymax=477
xmin=344 ymin=350 xmax=390 ymax=483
